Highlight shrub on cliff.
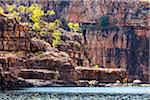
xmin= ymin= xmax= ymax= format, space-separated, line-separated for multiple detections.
xmin=97 ymin=16 xmax=119 ymax=37
xmin=68 ymin=22 xmax=81 ymax=32
xmin=99 ymin=16 xmax=119 ymax=31
xmin=0 ymin=3 xmax=64 ymax=48
xmin=0 ymin=7 xmax=4 ymax=14
xmin=98 ymin=15 xmax=110 ymax=31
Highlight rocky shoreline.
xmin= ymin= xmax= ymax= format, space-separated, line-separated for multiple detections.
xmin=1 ymin=78 xmax=150 ymax=90
xmin=0 ymin=14 xmax=129 ymax=89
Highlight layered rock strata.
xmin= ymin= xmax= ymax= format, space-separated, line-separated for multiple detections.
xmin=66 ymin=0 xmax=149 ymax=83
xmin=0 ymin=14 xmax=127 ymax=88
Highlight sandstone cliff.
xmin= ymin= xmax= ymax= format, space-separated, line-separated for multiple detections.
xmin=65 ymin=0 xmax=149 ymax=83
xmin=0 ymin=14 xmax=127 ymax=89
xmin=0 ymin=0 xmax=149 ymax=88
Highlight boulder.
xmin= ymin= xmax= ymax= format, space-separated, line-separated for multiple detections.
xmin=76 ymin=67 xmax=127 ymax=83
xmin=133 ymin=80 xmax=142 ymax=84
xmin=17 ymin=69 xmax=60 ymax=80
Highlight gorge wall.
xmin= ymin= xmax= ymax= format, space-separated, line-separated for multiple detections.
xmin=0 ymin=0 xmax=149 ymax=84
xmin=66 ymin=0 xmax=149 ymax=83
xmin=0 ymin=15 xmax=127 ymax=88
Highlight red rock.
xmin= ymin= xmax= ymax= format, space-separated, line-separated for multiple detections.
xmin=0 ymin=0 xmax=149 ymax=87
xmin=76 ymin=67 xmax=127 ymax=83
xmin=0 ymin=40 xmax=3 ymax=50
xmin=17 ymin=69 xmax=60 ymax=80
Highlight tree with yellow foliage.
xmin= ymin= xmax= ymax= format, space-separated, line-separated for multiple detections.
xmin=0 ymin=3 xmax=80 ymax=48
xmin=68 ymin=22 xmax=80 ymax=32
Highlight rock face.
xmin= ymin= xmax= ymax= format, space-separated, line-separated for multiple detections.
xmin=65 ymin=0 xmax=149 ymax=83
xmin=0 ymin=0 xmax=149 ymax=88
xmin=0 ymin=14 xmax=76 ymax=88
xmin=0 ymin=14 xmax=128 ymax=88
xmin=76 ymin=67 xmax=127 ymax=83
xmin=66 ymin=0 xmax=149 ymax=25
xmin=0 ymin=15 xmax=30 ymax=51
xmin=81 ymin=28 xmax=149 ymax=83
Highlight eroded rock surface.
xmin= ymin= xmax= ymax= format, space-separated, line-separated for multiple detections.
xmin=76 ymin=67 xmax=127 ymax=83
xmin=66 ymin=0 xmax=149 ymax=83
xmin=0 ymin=14 xmax=128 ymax=88
xmin=0 ymin=0 xmax=149 ymax=88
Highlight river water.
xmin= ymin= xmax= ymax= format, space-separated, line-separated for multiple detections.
xmin=0 ymin=86 xmax=150 ymax=100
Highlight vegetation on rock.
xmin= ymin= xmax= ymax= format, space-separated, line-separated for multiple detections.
xmin=94 ymin=64 xmax=99 ymax=68
xmin=0 ymin=3 xmax=75 ymax=48
xmin=68 ymin=22 xmax=80 ymax=32
xmin=99 ymin=16 xmax=110 ymax=31
xmin=0 ymin=7 xmax=4 ymax=14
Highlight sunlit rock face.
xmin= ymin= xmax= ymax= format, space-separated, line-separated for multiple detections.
xmin=0 ymin=14 xmax=77 ymax=88
xmin=66 ymin=0 xmax=149 ymax=25
xmin=65 ymin=0 xmax=149 ymax=83
xmin=0 ymin=0 xmax=149 ymax=87
xmin=83 ymin=28 xmax=149 ymax=83
xmin=0 ymin=15 xmax=30 ymax=52
xmin=0 ymin=14 xmax=128 ymax=88
xmin=76 ymin=67 xmax=127 ymax=83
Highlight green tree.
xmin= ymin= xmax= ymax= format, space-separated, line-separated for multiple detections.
xmin=99 ymin=16 xmax=110 ymax=30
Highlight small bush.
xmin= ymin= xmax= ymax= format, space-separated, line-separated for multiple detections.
xmin=94 ymin=64 xmax=99 ymax=68
xmin=99 ymin=15 xmax=110 ymax=30
xmin=68 ymin=22 xmax=80 ymax=32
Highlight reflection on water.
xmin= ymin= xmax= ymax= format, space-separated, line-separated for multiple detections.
xmin=0 ymin=87 xmax=150 ymax=100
